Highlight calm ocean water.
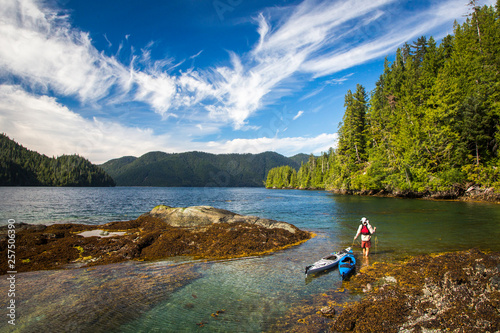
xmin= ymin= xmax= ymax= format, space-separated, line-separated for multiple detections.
xmin=1 ymin=187 xmax=499 ymax=332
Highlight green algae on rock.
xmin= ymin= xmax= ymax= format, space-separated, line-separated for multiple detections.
xmin=0 ymin=205 xmax=312 ymax=273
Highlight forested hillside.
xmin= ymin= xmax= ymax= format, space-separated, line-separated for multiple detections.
xmin=101 ymin=151 xmax=305 ymax=187
xmin=0 ymin=134 xmax=115 ymax=186
xmin=266 ymin=3 xmax=500 ymax=195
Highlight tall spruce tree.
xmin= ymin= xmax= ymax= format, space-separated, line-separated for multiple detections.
xmin=337 ymin=84 xmax=368 ymax=168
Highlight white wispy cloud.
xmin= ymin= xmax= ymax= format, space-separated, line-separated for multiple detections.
xmin=0 ymin=0 xmax=394 ymax=129
xmin=0 ymin=0 xmax=474 ymax=161
xmin=1 ymin=1 xmax=121 ymax=99
xmin=189 ymin=50 xmax=204 ymax=60
xmin=300 ymin=0 xmax=467 ymax=77
xmin=182 ymin=0 xmax=467 ymax=127
xmin=0 ymin=85 xmax=172 ymax=163
xmin=293 ymin=111 xmax=304 ymax=120
xmin=0 ymin=0 xmax=201 ymax=117
xmin=299 ymin=72 xmax=353 ymax=101
xmin=0 ymin=0 xmax=468 ymax=127
xmin=326 ymin=73 xmax=354 ymax=85
xmin=0 ymin=84 xmax=338 ymax=162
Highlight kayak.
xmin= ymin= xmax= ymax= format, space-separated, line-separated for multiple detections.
xmin=338 ymin=249 xmax=356 ymax=280
xmin=305 ymin=247 xmax=351 ymax=276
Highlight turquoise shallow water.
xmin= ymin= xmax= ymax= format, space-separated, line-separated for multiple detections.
xmin=1 ymin=187 xmax=499 ymax=332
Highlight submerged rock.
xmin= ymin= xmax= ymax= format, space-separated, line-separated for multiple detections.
xmin=0 ymin=205 xmax=312 ymax=273
xmin=0 ymin=260 xmax=201 ymax=332
xmin=320 ymin=306 xmax=336 ymax=317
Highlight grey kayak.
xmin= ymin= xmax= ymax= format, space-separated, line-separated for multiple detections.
xmin=305 ymin=247 xmax=351 ymax=275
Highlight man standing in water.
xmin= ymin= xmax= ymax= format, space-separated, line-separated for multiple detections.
xmin=354 ymin=217 xmax=376 ymax=257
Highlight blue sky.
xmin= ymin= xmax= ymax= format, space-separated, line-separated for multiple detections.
xmin=0 ymin=0 xmax=492 ymax=163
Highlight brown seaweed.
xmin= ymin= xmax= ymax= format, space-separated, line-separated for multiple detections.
xmin=0 ymin=214 xmax=312 ymax=274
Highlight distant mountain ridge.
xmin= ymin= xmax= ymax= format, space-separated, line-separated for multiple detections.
xmin=101 ymin=151 xmax=308 ymax=187
xmin=0 ymin=134 xmax=115 ymax=187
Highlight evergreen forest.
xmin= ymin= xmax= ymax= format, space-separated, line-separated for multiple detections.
xmin=0 ymin=134 xmax=116 ymax=186
xmin=266 ymin=2 xmax=500 ymax=195
xmin=101 ymin=151 xmax=305 ymax=187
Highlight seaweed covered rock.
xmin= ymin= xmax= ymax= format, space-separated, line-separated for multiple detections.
xmin=270 ymin=250 xmax=500 ymax=333
xmin=0 ymin=206 xmax=312 ymax=273
xmin=332 ymin=249 xmax=500 ymax=333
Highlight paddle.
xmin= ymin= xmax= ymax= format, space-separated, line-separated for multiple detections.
xmin=351 ymin=238 xmax=361 ymax=248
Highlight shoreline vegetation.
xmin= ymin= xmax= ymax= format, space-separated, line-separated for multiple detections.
xmin=1 ymin=3 xmax=499 ymax=331
xmin=266 ymin=3 xmax=500 ymax=203
xmin=267 ymin=185 xmax=500 ymax=204
xmin=0 ymin=205 xmax=312 ymax=274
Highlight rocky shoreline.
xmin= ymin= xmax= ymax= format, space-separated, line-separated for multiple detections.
xmin=271 ymin=249 xmax=500 ymax=333
xmin=0 ymin=205 xmax=312 ymax=273
xmin=328 ymin=186 xmax=500 ymax=203
xmin=269 ymin=184 xmax=500 ymax=203
xmin=332 ymin=249 xmax=500 ymax=332
xmin=271 ymin=185 xmax=500 ymax=203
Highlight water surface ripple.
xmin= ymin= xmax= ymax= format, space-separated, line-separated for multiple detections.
xmin=1 ymin=187 xmax=499 ymax=331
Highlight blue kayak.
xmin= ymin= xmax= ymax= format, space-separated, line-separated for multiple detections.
xmin=338 ymin=249 xmax=356 ymax=280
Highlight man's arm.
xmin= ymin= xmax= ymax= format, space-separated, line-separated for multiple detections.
xmin=354 ymin=225 xmax=361 ymax=240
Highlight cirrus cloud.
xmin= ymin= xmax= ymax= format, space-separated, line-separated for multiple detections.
xmin=0 ymin=0 xmax=483 ymax=162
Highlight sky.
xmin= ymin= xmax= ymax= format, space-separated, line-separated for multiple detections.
xmin=0 ymin=0 xmax=493 ymax=164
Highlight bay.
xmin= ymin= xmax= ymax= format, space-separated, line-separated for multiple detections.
xmin=0 ymin=187 xmax=499 ymax=332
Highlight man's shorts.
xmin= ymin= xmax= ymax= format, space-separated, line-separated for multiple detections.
xmin=361 ymin=240 xmax=371 ymax=248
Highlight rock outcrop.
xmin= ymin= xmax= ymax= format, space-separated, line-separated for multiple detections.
xmin=0 ymin=205 xmax=312 ymax=273
xmin=147 ymin=205 xmax=299 ymax=233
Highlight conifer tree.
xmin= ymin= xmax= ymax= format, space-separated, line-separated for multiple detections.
xmin=337 ymin=84 xmax=368 ymax=168
xmin=266 ymin=3 xmax=500 ymax=193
